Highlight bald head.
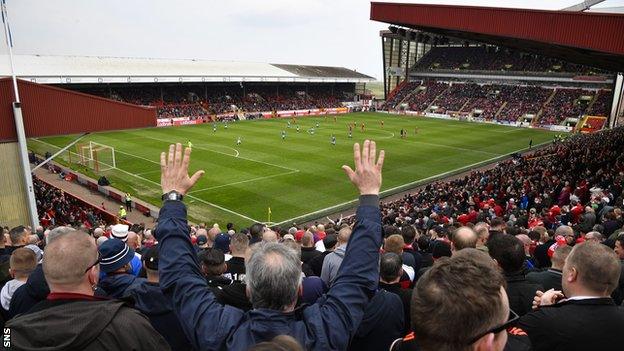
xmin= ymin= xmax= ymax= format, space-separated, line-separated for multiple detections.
xmin=452 ymin=227 xmax=478 ymax=251
xmin=208 ymin=227 xmax=220 ymax=245
xmin=127 ymin=231 xmax=140 ymax=250
xmin=262 ymin=229 xmax=278 ymax=243
xmin=301 ymin=232 xmax=314 ymax=247
xmin=93 ymin=228 xmax=104 ymax=238
xmin=555 ymin=225 xmax=574 ymax=237
xmin=43 ymin=231 xmax=98 ymax=288
xmin=337 ymin=227 xmax=352 ymax=245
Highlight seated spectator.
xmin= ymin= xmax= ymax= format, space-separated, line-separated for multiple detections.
xmin=5 ymin=231 xmax=169 ymax=349
xmin=320 ymin=226 xmax=352 ymax=286
xmin=488 ymin=235 xmax=543 ymax=316
xmin=527 ymin=245 xmax=571 ymax=291
xmin=392 ymin=249 xmax=529 ymax=351
xmin=519 ymin=242 xmax=624 ymax=351
xmin=97 ymin=239 xmax=145 ymax=298
xmin=124 ymin=247 xmax=192 ymax=350
xmin=155 ymin=140 xmax=384 ymax=350
xmin=1 ymin=248 xmax=37 ymax=311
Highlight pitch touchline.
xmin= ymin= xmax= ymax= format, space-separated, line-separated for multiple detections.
xmin=275 ymin=140 xmax=549 ymax=225
xmin=31 ymin=139 xmax=263 ymax=223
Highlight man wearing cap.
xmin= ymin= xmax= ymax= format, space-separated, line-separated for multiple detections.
xmin=124 ymin=247 xmax=191 ymax=350
xmin=97 ymin=239 xmax=145 ymax=299
xmin=5 ymin=231 xmax=169 ymax=350
xmin=110 ymin=224 xmax=142 ymax=276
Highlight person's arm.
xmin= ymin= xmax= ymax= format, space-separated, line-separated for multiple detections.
xmin=156 ymin=144 xmax=243 ymax=350
xmin=305 ymin=140 xmax=385 ymax=350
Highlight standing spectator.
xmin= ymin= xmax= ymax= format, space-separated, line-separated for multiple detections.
xmin=309 ymin=234 xmax=337 ymax=277
xmin=155 ymin=140 xmax=384 ymax=350
xmin=378 ymin=252 xmax=412 ymax=334
xmin=612 ymin=234 xmax=624 ymax=304
xmin=8 ymin=227 xmax=74 ymax=318
xmin=527 ymin=245 xmax=572 ymax=291
xmin=519 ymin=242 xmax=624 ymax=351
xmin=5 ymin=231 xmax=169 ymax=350
xmin=97 ymin=239 xmax=145 ymax=298
xmin=124 ymin=247 xmax=191 ymax=350
xmin=392 ymin=249 xmax=528 ymax=351
xmin=488 ymin=235 xmax=543 ymax=316
xmin=1 ymin=248 xmax=37 ymax=311
xmin=401 ymin=225 xmax=423 ymax=274
xmin=451 ymin=227 xmax=478 ymax=252
xmin=320 ymin=226 xmax=352 ymax=286
xmin=224 ymin=233 xmax=248 ymax=283
xmin=301 ymin=232 xmax=321 ymax=265
xmin=198 ymin=248 xmax=233 ymax=290
xmin=125 ymin=193 xmax=132 ymax=212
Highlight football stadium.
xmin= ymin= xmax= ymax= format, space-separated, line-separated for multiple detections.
xmin=1 ymin=0 xmax=624 ymax=350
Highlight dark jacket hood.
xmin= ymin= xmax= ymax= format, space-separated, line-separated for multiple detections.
xmin=124 ymin=280 xmax=173 ymax=315
xmin=98 ymin=273 xmax=144 ymax=299
xmin=6 ymin=300 xmax=126 ymax=351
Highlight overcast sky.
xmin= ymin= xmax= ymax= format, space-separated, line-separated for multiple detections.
xmin=1 ymin=0 xmax=622 ymax=79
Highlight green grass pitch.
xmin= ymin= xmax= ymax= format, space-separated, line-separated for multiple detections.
xmin=28 ymin=112 xmax=557 ymax=227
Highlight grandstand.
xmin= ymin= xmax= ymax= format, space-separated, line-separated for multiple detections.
xmin=374 ymin=3 xmax=622 ymax=132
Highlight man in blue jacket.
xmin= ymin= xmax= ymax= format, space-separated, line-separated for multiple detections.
xmin=156 ymin=140 xmax=385 ymax=351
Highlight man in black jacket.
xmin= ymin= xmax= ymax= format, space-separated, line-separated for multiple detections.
xmin=5 ymin=231 xmax=169 ymax=350
xmin=124 ymin=247 xmax=191 ymax=350
xmin=519 ymin=241 xmax=624 ymax=351
xmin=488 ymin=235 xmax=543 ymax=316
xmin=378 ymin=252 xmax=412 ymax=334
xmin=527 ymin=245 xmax=571 ymax=291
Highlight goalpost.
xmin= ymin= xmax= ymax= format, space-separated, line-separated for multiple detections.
xmin=75 ymin=141 xmax=116 ymax=172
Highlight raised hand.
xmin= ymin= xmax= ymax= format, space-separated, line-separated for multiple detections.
xmin=160 ymin=143 xmax=205 ymax=195
xmin=342 ymin=140 xmax=385 ymax=195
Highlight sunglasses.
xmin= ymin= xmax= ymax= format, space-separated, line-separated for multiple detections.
xmin=467 ymin=309 xmax=519 ymax=345
xmin=84 ymin=251 xmax=102 ymax=273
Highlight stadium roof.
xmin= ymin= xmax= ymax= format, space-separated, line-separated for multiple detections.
xmin=370 ymin=2 xmax=624 ymax=72
xmin=0 ymin=55 xmax=374 ymax=84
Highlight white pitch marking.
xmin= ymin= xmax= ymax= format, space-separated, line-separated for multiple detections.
xmin=31 ymin=139 xmax=262 ymax=223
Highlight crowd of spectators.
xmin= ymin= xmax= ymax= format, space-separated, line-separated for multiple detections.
xmin=538 ymin=89 xmax=588 ymax=125
xmin=586 ymin=89 xmax=613 ymax=117
xmin=33 ymin=176 xmax=104 ymax=229
xmin=415 ymin=46 xmax=609 ymax=74
xmin=385 ymin=81 xmax=609 ymax=125
xmin=4 ymin=128 xmax=624 ymax=350
xmin=78 ymin=84 xmax=348 ymax=119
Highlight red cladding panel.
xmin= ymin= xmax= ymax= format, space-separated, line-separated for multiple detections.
xmin=0 ymin=79 xmax=156 ymax=142
xmin=371 ymin=2 xmax=624 ymax=56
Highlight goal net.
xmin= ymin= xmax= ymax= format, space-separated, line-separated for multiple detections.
xmin=76 ymin=141 xmax=116 ymax=172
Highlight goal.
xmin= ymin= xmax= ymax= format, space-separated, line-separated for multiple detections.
xmin=76 ymin=141 xmax=116 ymax=172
